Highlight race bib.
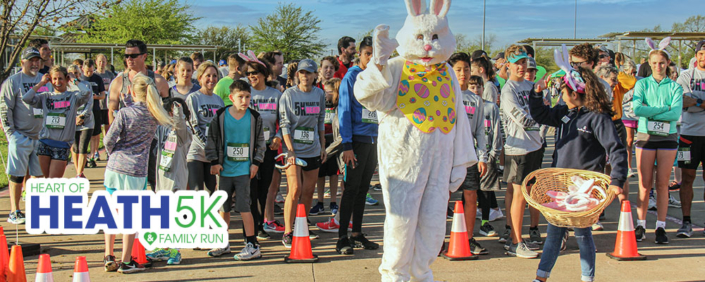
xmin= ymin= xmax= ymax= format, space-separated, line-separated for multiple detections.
xmin=647 ymin=121 xmax=670 ymax=136
xmin=362 ymin=108 xmax=378 ymax=124
xmin=294 ymin=127 xmax=314 ymax=144
xmin=264 ymin=127 xmax=271 ymax=144
xmin=227 ymin=143 xmax=249 ymax=162
xmin=325 ymin=109 xmax=334 ymax=125
xmin=33 ymin=108 xmax=42 ymax=119
xmin=524 ymin=123 xmax=540 ymax=131
xmin=46 ymin=113 xmax=66 ymax=129
xmin=678 ymin=147 xmax=691 ymax=163
xmin=159 ymin=151 xmax=173 ymax=172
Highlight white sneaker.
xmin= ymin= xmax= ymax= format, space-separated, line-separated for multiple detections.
xmin=233 ymin=243 xmax=261 ymax=261
xmin=207 ymin=246 xmax=231 ymax=257
xmin=489 ymin=209 xmax=505 ymax=222
xmin=668 ymin=194 xmax=681 ymax=208
xmin=275 ymin=193 xmax=285 ymax=203
xmin=627 ymin=168 xmax=637 ymax=178
xmin=592 ymin=221 xmax=604 ymax=231
xmin=648 ymin=195 xmax=657 ymax=211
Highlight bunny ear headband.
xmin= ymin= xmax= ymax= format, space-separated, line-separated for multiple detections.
xmin=238 ymin=50 xmax=266 ymax=68
xmin=554 ymin=44 xmax=586 ymax=94
xmin=645 ymin=37 xmax=671 ymax=57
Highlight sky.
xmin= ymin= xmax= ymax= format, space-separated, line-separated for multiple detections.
xmin=185 ymin=0 xmax=701 ymax=56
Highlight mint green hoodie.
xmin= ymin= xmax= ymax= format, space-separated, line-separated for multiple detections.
xmin=632 ymin=76 xmax=683 ymax=136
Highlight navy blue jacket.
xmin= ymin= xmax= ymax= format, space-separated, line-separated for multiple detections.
xmin=529 ymin=90 xmax=628 ymax=187
xmin=338 ymin=66 xmax=378 ymax=150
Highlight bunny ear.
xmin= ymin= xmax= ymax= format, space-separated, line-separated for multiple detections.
xmin=645 ymin=38 xmax=657 ymax=51
xmin=237 ymin=53 xmax=249 ymax=62
xmin=554 ymin=49 xmax=566 ymax=70
xmin=404 ymin=0 xmax=427 ymax=16
xmin=562 ymin=44 xmax=570 ymax=68
xmin=658 ymin=36 xmax=672 ymax=51
xmin=429 ymin=0 xmax=451 ymax=17
xmin=247 ymin=50 xmax=258 ymax=60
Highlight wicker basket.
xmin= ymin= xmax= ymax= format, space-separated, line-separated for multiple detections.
xmin=521 ymin=168 xmax=615 ymax=228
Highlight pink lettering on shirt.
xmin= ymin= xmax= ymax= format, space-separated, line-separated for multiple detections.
xmin=38 ymin=86 xmax=49 ymax=92
xmin=164 ymin=140 xmax=177 ymax=151
xmin=211 ymin=108 xmax=218 ymax=115
xmin=464 ymin=106 xmax=476 ymax=115
xmin=306 ymin=107 xmax=320 ymax=114
xmin=259 ymin=103 xmax=277 ymax=110
xmin=485 ymin=120 xmax=491 ymax=128
xmin=54 ymin=101 xmax=71 ymax=109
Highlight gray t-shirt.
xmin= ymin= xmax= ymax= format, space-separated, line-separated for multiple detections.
xmin=677 ymin=68 xmax=705 ymax=136
xmin=186 ymin=90 xmax=225 ymax=162
xmin=23 ymin=87 xmax=91 ymax=144
xmin=461 ymin=90 xmax=488 ymax=162
xmin=75 ymin=82 xmax=94 ymax=131
xmin=279 ymin=86 xmax=325 ymax=158
xmin=600 ymin=78 xmax=613 ymax=101
xmin=0 ymin=72 xmax=51 ymax=139
xmin=155 ymin=107 xmax=192 ymax=191
xmin=483 ymin=81 xmax=499 ymax=104
xmin=170 ymin=84 xmax=201 ymax=101
xmin=250 ymin=86 xmax=282 ymax=144
xmin=500 ymin=79 xmax=543 ymax=155
xmin=95 ymin=70 xmax=115 ymax=110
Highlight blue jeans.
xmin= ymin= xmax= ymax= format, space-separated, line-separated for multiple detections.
xmin=536 ymin=223 xmax=595 ymax=282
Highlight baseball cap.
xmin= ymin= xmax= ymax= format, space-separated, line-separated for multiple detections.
xmin=218 ymin=59 xmax=226 ymax=66
xmin=696 ymin=40 xmax=705 ymax=53
xmin=22 ymin=47 xmax=41 ymax=60
xmin=507 ymin=50 xmax=528 ymax=63
xmin=595 ymin=45 xmax=609 ymax=53
xmin=297 ymin=59 xmax=317 ymax=73
xmin=492 ymin=52 xmax=505 ymax=61
xmin=471 ymin=50 xmax=488 ymax=60
xmin=170 ymin=60 xmax=177 ymax=64
xmin=527 ymin=57 xmax=537 ymax=70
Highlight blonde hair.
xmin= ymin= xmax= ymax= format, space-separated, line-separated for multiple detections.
xmin=131 ymin=73 xmax=173 ymax=127
xmin=196 ymin=61 xmax=218 ymax=81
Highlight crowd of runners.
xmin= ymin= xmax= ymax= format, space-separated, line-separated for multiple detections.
xmin=1 ymin=34 xmax=704 ymax=280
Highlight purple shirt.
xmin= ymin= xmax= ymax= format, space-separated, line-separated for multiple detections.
xmin=104 ymin=102 xmax=158 ymax=177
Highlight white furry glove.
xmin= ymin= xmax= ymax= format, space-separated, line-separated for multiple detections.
xmin=372 ymin=24 xmax=399 ymax=66
xmin=449 ymin=166 xmax=467 ymax=192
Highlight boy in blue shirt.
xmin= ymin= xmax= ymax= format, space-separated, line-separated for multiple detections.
xmin=205 ymin=80 xmax=266 ymax=261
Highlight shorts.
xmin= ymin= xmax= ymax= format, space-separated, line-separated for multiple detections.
xmin=301 ymin=157 xmax=322 ymax=172
xmin=462 ymin=164 xmax=481 ymax=191
xmin=504 ymin=147 xmax=544 ymax=184
xmin=101 ymin=110 xmax=109 ymax=125
xmin=73 ymin=129 xmax=93 ymax=154
xmin=6 ymin=132 xmax=42 ymax=177
xmin=318 ymin=153 xmax=339 ymax=177
xmin=104 ymin=169 xmax=147 ymax=195
xmin=678 ymin=135 xmax=705 ymax=169
xmin=37 ymin=142 xmax=70 ymax=161
xmin=480 ymin=158 xmax=501 ymax=191
xmin=218 ymin=175 xmax=251 ymax=213
xmin=635 ymin=140 xmax=678 ymax=150
xmin=92 ymin=109 xmax=103 ymax=136
xmin=623 ymin=120 xmax=638 ymax=129
xmin=614 ymin=120 xmax=627 ymax=147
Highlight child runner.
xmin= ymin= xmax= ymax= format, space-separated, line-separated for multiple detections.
xmin=23 ymin=66 xmax=91 ymax=178
xmin=146 ymin=98 xmax=193 ymax=265
xmin=633 ymin=39 xmax=683 ymax=244
xmin=186 ymin=62 xmax=224 ymax=194
xmin=102 ymin=73 xmax=173 ymax=274
xmin=471 ymin=56 xmax=500 ymax=104
xmin=469 ymin=75 xmax=504 ymax=237
xmin=279 ymin=59 xmax=327 ymax=247
xmin=205 ymin=80 xmax=265 ymax=260
xmin=68 ymin=65 xmax=95 ymax=178
xmin=529 ymin=52 xmax=627 ymax=282
xmin=170 ymin=57 xmax=200 ymax=101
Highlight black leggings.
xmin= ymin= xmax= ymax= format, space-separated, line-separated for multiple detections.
xmin=474 ymin=191 xmax=499 ymax=221
xmin=72 ymin=129 xmax=93 ymax=154
xmin=187 ymin=161 xmax=217 ymax=194
xmin=242 ymin=148 xmax=277 ymax=235
xmin=339 ymin=142 xmax=377 ymax=238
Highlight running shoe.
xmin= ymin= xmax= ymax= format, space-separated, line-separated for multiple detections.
xmin=529 ymin=228 xmax=543 ymax=245
xmin=506 ymin=242 xmax=538 ymax=259
xmin=489 ymin=208 xmax=504 ymax=222
xmin=88 ymin=158 xmax=97 ymax=168
xmin=309 ymin=230 xmax=319 ymax=240
xmin=207 ymin=246 xmax=231 ymax=257
xmin=498 ymin=227 xmax=511 ymax=244
xmin=317 ymin=217 xmax=340 ymax=232
xmin=668 ymin=194 xmax=681 ymax=208
xmin=648 ymin=195 xmax=657 ymax=211
xmin=7 ymin=211 xmax=25 ymax=224
xmin=275 ymin=194 xmax=285 ymax=203
xmin=635 ymin=225 xmax=646 ymax=242
xmin=76 ymin=173 xmax=86 ymax=179
xmin=447 ymin=206 xmax=454 ymax=219
xmin=365 ymin=193 xmax=378 ymax=205
xmin=234 ymin=242 xmax=261 ymax=261
xmin=469 ymin=238 xmax=488 ymax=255
xmin=330 ymin=202 xmax=339 ymax=216
xmin=264 ymin=220 xmax=285 ymax=233
xmin=336 ymin=236 xmax=354 ymax=255
xmin=117 ymin=260 xmax=145 ymax=274
xmin=274 ymin=204 xmax=284 ymax=215
xmin=523 ymin=239 xmax=540 ymax=250
xmin=592 ymin=221 xmax=604 ymax=231
xmin=146 ymin=248 xmax=170 ymax=261
xmin=373 ymin=184 xmax=382 ymax=191
xmin=167 ymin=249 xmax=181 ymax=265
xmin=668 ymin=181 xmax=681 ymax=192
xmin=257 ymin=230 xmax=270 ymax=240
xmin=282 ymin=232 xmax=293 ymax=248
xmin=94 ymin=152 xmax=101 ymax=161
xmin=324 ymin=189 xmax=331 ymax=198
xmin=479 ymin=222 xmax=497 ymax=237
xmin=627 ymin=168 xmax=637 ymax=178
xmin=309 ymin=202 xmax=324 ymax=215
xmin=351 ymin=234 xmax=379 ymax=250
xmin=103 ymin=255 xmax=118 ymax=272
xmin=676 ymin=222 xmax=692 ymax=238
xmin=655 ymin=227 xmax=669 ymax=244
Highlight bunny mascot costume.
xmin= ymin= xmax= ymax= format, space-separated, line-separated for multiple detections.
xmin=353 ymin=0 xmax=477 ymax=280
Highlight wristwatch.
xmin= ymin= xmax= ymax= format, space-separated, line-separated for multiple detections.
xmin=697 ymin=98 xmax=703 ymax=107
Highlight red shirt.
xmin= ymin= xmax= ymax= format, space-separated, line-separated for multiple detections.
xmin=333 ymin=57 xmax=354 ymax=79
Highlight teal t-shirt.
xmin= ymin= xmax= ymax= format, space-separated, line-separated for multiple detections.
xmin=222 ymin=108 xmax=251 ymax=177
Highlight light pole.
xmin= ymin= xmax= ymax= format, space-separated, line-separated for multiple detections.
xmin=482 ymin=0 xmax=486 ymax=51
xmin=574 ymin=0 xmax=577 ymax=39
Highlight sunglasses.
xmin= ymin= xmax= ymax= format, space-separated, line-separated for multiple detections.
xmin=599 ymin=54 xmax=609 ymax=59
xmin=124 ymin=53 xmax=145 ymax=59
xmin=570 ymin=61 xmax=585 ymax=68
xmin=245 ymin=71 xmax=260 ymax=76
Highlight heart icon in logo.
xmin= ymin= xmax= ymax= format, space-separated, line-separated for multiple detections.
xmin=144 ymin=232 xmax=158 ymax=245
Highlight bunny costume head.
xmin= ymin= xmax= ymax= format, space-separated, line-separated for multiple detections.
xmin=396 ymin=0 xmax=456 ymax=66
xmin=554 ymin=44 xmax=586 ymax=94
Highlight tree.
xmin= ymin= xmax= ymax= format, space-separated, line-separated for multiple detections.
xmin=249 ymin=3 xmax=325 ymax=61
xmin=0 ymin=0 xmax=114 ymax=81
xmin=195 ymin=25 xmax=250 ymax=62
xmin=80 ymin=0 xmax=199 ymax=45
xmin=455 ymin=33 xmax=500 ymax=57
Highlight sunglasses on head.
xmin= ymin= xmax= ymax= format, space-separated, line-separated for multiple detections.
xmin=599 ymin=54 xmax=609 ymax=59
xmin=245 ymin=71 xmax=260 ymax=76
xmin=570 ymin=61 xmax=586 ymax=69
xmin=124 ymin=53 xmax=145 ymax=59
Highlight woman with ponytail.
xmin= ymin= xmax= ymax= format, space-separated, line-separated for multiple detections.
xmin=102 ymin=73 xmax=173 ymax=274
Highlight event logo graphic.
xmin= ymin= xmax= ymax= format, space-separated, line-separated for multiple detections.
xmin=24 ymin=178 xmax=228 ymax=250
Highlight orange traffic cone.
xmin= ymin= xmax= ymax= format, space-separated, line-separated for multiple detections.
xmin=72 ymin=256 xmax=89 ymax=282
xmin=35 ymin=254 xmax=53 ymax=282
xmin=131 ymin=238 xmax=152 ymax=267
xmin=7 ymin=245 xmax=26 ymax=282
xmin=607 ymin=200 xmax=647 ymax=261
xmin=443 ymin=201 xmax=478 ymax=260
xmin=285 ymin=204 xmax=319 ymax=263
xmin=0 ymin=235 xmax=8 ymax=281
